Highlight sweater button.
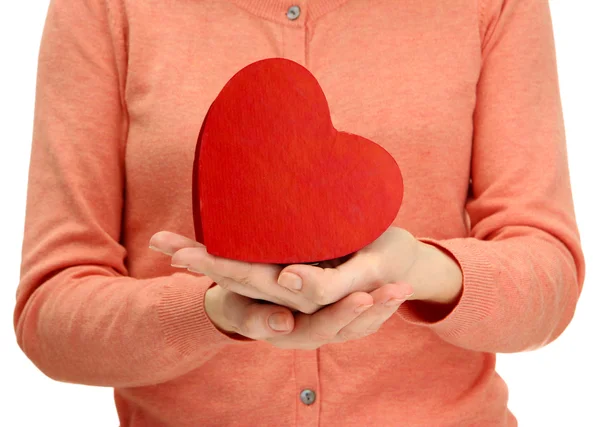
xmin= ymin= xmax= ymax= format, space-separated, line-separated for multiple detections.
xmin=286 ymin=5 xmax=301 ymax=20
xmin=300 ymin=389 xmax=316 ymax=405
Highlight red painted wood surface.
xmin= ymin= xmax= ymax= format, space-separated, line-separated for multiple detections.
xmin=193 ymin=58 xmax=403 ymax=264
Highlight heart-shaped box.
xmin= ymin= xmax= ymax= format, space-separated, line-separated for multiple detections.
xmin=193 ymin=58 xmax=403 ymax=264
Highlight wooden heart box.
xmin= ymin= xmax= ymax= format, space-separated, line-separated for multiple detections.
xmin=192 ymin=58 xmax=403 ymax=264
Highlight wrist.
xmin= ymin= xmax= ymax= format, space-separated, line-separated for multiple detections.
xmin=408 ymin=241 xmax=463 ymax=305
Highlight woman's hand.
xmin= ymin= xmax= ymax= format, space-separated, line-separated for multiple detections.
xmin=203 ymin=281 xmax=410 ymax=350
xmin=277 ymin=227 xmax=464 ymax=307
xmin=150 ymin=226 xmax=463 ymax=314
xmin=267 ymin=282 xmax=410 ymax=349
xmin=149 ymin=231 xmax=323 ymax=314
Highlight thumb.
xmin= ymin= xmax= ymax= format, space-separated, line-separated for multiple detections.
xmin=280 ymin=253 xmax=380 ymax=305
xmin=223 ymin=291 xmax=295 ymax=340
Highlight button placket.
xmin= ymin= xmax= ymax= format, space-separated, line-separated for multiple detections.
xmin=294 ymin=349 xmax=320 ymax=426
xmin=282 ymin=4 xmax=317 ymax=423
xmin=281 ymin=3 xmax=307 ymax=66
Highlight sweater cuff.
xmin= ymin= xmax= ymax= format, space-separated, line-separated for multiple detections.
xmin=396 ymin=238 xmax=497 ymax=339
xmin=156 ymin=273 xmax=250 ymax=357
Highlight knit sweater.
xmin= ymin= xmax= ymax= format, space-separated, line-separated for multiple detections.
xmin=16 ymin=0 xmax=585 ymax=426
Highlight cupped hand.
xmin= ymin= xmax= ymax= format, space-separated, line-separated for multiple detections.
xmin=204 ymin=281 xmax=410 ymax=350
xmin=276 ymin=227 xmax=463 ymax=306
xmin=149 ymin=230 xmax=418 ymax=348
xmin=267 ymin=282 xmax=410 ymax=350
xmin=148 ymin=227 xmax=429 ymax=313
xmin=149 ymin=231 xmax=323 ymax=314
xmin=276 ymin=227 xmax=419 ymax=305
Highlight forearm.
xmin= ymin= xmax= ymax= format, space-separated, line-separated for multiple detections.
xmin=397 ymin=231 xmax=583 ymax=353
xmin=15 ymin=268 xmax=237 ymax=388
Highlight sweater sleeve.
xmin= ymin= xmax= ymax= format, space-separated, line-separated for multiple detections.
xmin=396 ymin=0 xmax=585 ymax=353
xmin=14 ymin=0 xmax=243 ymax=388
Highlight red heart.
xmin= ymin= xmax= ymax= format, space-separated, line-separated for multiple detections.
xmin=193 ymin=58 xmax=403 ymax=264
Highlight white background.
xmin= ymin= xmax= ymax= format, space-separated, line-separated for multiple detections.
xmin=1 ymin=1 xmax=598 ymax=426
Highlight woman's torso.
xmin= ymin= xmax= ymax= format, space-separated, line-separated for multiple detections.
xmin=117 ymin=1 xmax=514 ymax=425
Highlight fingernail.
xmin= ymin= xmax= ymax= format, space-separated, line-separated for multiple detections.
xmin=402 ymin=285 xmax=414 ymax=299
xmin=278 ymin=272 xmax=303 ymax=291
xmin=384 ymin=298 xmax=406 ymax=308
xmin=268 ymin=313 xmax=292 ymax=332
xmin=150 ymin=245 xmax=172 ymax=256
xmin=354 ymin=304 xmax=373 ymax=314
xmin=171 ymin=263 xmax=188 ymax=268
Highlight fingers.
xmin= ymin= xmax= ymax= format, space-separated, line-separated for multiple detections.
xmin=169 ymin=248 xmax=321 ymax=313
xmin=278 ymin=253 xmax=382 ymax=305
xmin=334 ymin=283 xmax=410 ymax=343
xmin=216 ymin=274 xmax=321 ymax=314
xmin=220 ymin=291 xmax=295 ymax=340
xmin=214 ymin=276 xmax=293 ymax=308
xmin=170 ymin=245 xmax=214 ymax=269
xmin=171 ymin=246 xmax=278 ymax=287
xmin=308 ymin=292 xmax=374 ymax=341
xmin=149 ymin=231 xmax=202 ymax=255
xmin=269 ymin=292 xmax=373 ymax=349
